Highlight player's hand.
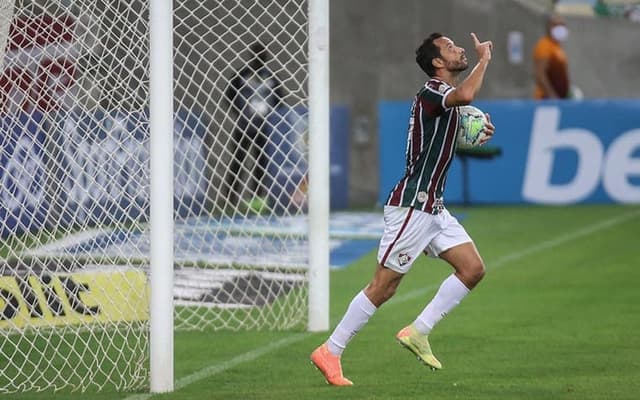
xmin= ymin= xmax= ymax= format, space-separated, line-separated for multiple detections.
xmin=471 ymin=33 xmax=492 ymax=62
xmin=479 ymin=113 xmax=495 ymax=146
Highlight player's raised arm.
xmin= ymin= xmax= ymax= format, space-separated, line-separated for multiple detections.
xmin=445 ymin=33 xmax=492 ymax=107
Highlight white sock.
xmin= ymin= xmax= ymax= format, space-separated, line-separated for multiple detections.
xmin=413 ymin=274 xmax=470 ymax=335
xmin=327 ymin=290 xmax=377 ymax=356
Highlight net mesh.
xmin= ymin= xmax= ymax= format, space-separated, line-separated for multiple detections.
xmin=0 ymin=0 xmax=309 ymax=392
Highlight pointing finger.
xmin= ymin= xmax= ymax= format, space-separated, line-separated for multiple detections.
xmin=470 ymin=32 xmax=480 ymax=45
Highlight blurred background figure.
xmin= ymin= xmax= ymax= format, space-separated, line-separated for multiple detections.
xmin=532 ymin=13 xmax=571 ymax=99
xmin=223 ymin=42 xmax=286 ymax=212
xmin=594 ymin=0 xmax=640 ymax=22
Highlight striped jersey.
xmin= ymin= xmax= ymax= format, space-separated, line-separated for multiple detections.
xmin=385 ymin=78 xmax=459 ymax=214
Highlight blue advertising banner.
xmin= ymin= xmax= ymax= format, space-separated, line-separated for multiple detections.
xmin=173 ymin=110 xmax=208 ymax=217
xmin=51 ymin=110 xmax=150 ymax=227
xmin=379 ymin=99 xmax=640 ymax=205
xmin=329 ymin=105 xmax=350 ymax=209
xmin=265 ymin=105 xmax=349 ymax=211
xmin=0 ymin=109 xmax=208 ymax=238
xmin=50 ymin=109 xmax=209 ymax=227
xmin=0 ymin=111 xmax=49 ymax=237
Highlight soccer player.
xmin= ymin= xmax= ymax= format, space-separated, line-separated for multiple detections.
xmin=310 ymin=32 xmax=495 ymax=386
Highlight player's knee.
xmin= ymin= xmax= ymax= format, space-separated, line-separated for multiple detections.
xmin=458 ymin=259 xmax=485 ymax=288
xmin=365 ymin=281 xmax=397 ymax=307
xmin=382 ymin=285 xmax=398 ymax=303
xmin=473 ymin=260 xmax=486 ymax=283
xmin=468 ymin=259 xmax=485 ymax=285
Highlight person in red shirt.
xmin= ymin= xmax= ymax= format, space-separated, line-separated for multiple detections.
xmin=533 ymin=14 xmax=570 ymax=99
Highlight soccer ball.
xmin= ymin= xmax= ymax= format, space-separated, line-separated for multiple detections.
xmin=456 ymin=105 xmax=487 ymax=147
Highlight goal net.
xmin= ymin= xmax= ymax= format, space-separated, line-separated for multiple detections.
xmin=0 ymin=0 xmax=317 ymax=393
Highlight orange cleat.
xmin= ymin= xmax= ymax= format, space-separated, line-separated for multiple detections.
xmin=310 ymin=343 xmax=353 ymax=386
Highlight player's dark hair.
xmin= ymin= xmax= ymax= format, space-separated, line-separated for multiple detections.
xmin=416 ymin=33 xmax=443 ymax=77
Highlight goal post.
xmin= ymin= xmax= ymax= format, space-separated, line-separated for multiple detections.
xmin=307 ymin=0 xmax=330 ymax=333
xmin=0 ymin=0 xmax=329 ymax=394
xmin=149 ymin=0 xmax=174 ymax=393
xmin=0 ymin=1 xmax=12 ymax=70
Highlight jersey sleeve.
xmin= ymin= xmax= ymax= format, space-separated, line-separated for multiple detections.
xmin=419 ymin=80 xmax=454 ymax=117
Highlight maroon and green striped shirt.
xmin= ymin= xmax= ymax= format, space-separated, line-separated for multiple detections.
xmin=385 ymin=78 xmax=459 ymax=214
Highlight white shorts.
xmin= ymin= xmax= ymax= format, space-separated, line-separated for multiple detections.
xmin=376 ymin=206 xmax=472 ymax=274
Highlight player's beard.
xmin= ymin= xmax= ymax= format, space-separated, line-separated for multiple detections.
xmin=446 ymin=56 xmax=468 ymax=72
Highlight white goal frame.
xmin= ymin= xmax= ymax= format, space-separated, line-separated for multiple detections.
xmin=149 ymin=0 xmax=174 ymax=393
xmin=148 ymin=0 xmax=329 ymax=393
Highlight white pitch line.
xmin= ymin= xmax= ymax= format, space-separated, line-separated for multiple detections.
xmin=25 ymin=228 xmax=106 ymax=255
xmin=123 ymin=209 xmax=639 ymax=399
xmin=124 ymin=334 xmax=310 ymax=400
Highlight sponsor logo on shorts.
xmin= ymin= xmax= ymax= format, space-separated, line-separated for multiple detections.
xmin=398 ymin=252 xmax=412 ymax=266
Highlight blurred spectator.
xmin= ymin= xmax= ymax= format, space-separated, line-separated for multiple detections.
xmin=223 ymin=42 xmax=286 ymax=212
xmin=625 ymin=4 xmax=640 ymax=22
xmin=593 ymin=0 xmax=613 ymax=16
xmin=594 ymin=0 xmax=640 ymax=21
xmin=533 ymin=14 xmax=571 ymax=99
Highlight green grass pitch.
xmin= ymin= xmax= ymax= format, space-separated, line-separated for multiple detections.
xmin=3 ymin=205 xmax=640 ymax=400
